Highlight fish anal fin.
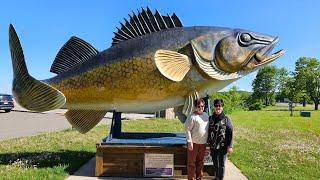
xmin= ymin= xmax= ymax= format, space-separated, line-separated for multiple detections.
xmin=155 ymin=49 xmax=191 ymax=82
xmin=50 ymin=37 xmax=99 ymax=74
xmin=65 ymin=110 xmax=107 ymax=134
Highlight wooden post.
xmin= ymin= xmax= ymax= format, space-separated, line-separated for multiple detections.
xmin=95 ymin=144 xmax=104 ymax=176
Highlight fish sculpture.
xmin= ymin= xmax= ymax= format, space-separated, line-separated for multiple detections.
xmin=9 ymin=8 xmax=285 ymax=133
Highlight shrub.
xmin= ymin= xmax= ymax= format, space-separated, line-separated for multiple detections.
xmin=248 ymin=102 xmax=263 ymax=110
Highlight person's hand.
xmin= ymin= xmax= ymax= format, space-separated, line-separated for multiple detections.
xmin=187 ymin=142 xmax=193 ymax=151
xmin=205 ymin=149 xmax=210 ymax=156
xmin=227 ymin=147 xmax=233 ymax=154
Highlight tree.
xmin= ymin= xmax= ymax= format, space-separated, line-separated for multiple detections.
xmin=275 ymin=68 xmax=290 ymax=102
xmin=251 ymin=65 xmax=278 ymax=106
xmin=293 ymin=57 xmax=320 ymax=110
xmin=211 ymin=86 xmax=243 ymax=114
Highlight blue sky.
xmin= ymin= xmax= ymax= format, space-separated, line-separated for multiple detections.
xmin=1 ymin=0 xmax=320 ymax=93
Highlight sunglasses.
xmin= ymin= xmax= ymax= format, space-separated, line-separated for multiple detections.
xmin=214 ymin=104 xmax=222 ymax=107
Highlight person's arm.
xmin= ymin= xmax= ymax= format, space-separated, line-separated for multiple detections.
xmin=184 ymin=115 xmax=195 ymax=150
xmin=226 ymin=117 xmax=233 ymax=153
xmin=206 ymin=115 xmax=212 ymax=145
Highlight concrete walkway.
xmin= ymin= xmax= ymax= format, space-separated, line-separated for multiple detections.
xmin=67 ymin=157 xmax=247 ymax=180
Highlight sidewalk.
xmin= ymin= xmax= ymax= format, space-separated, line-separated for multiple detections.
xmin=67 ymin=157 xmax=247 ymax=180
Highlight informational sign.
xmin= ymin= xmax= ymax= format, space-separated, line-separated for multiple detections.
xmin=144 ymin=153 xmax=174 ymax=177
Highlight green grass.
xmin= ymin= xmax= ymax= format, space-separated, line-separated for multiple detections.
xmin=0 ymin=119 xmax=184 ymax=179
xmin=0 ymin=109 xmax=319 ymax=179
xmin=0 ymin=125 xmax=110 ymax=179
xmin=229 ymin=106 xmax=320 ymax=180
xmin=123 ymin=118 xmax=183 ymax=133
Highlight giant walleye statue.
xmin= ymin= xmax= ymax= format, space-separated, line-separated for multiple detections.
xmin=9 ymin=8 xmax=284 ymax=133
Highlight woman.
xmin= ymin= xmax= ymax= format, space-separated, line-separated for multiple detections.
xmin=207 ymin=99 xmax=233 ymax=180
xmin=184 ymin=98 xmax=209 ymax=180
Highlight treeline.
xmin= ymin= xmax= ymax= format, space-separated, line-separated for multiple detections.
xmin=211 ymin=57 xmax=320 ymax=112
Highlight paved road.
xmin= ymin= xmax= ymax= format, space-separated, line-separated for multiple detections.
xmin=0 ymin=103 xmax=155 ymax=141
xmin=0 ymin=111 xmax=72 ymax=140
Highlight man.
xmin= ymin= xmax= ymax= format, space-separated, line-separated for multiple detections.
xmin=207 ymin=99 xmax=233 ymax=180
xmin=185 ymin=98 xmax=209 ymax=180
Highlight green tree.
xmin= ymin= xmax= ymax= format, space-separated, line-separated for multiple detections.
xmin=275 ymin=68 xmax=290 ymax=102
xmin=293 ymin=57 xmax=320 ymax=110
xmin=211 ymin=86 xmax=243 ymax=114
xmin=251 ymin=65 xmax=278 ymax=106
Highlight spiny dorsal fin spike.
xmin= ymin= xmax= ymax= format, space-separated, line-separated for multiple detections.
xmin=120 ymin=22 xmax=134 ymax=38
xmin=118 ymin=24 xmax=133 ymax=39
xmin=115 ymin=27 xmax=129 ymax=40
xmin=161 ymin=14 xmax=174 ymax=28
xmin=172 ymin=13 xmax=183 ymax=27
xmin=147 ymin=7 xmax=160 ymax=31
xmin=111 ymin=8 xmax=183 ymax=46
xmin=132 ymin=11 xmax=145 ymax=35
xmin=137 ymin=9 xmax=151 ymax=34
xmin=128 ymin=14 xmax=142 ymax=36
xmin=155 ymin=10 xmax=167 ymax=29
xmin=124 ymin=18 xmax=138 ymax=36
xmin=140 ymin=8 xmax=154 ymax=33
xmin=167 ymin=13 xmax=175 ymax=27
xmin=114 ymin=30 xmax=129 ymax=40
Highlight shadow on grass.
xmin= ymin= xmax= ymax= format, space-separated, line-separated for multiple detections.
xmin=0 ymin=150 xmax=94 ymax=174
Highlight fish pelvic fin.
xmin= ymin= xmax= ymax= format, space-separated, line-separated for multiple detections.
xmin=182 ymin=91 xmax=199 ymax=117
xmin=155 ymin=49 xmax=191 ymax=82
xmin=65 ymin=109 xmax=107 ymax=134
xmin=9 ymin=24 xmax=66 ymax=112
xmin=173 ymin=105 xmax=187 ymax=123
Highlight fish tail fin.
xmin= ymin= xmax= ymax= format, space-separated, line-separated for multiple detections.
xmin=9 ymin=24 xmax=66 ymax=112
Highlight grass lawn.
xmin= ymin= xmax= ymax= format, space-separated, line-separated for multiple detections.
xmin=0 ymin=125 xmax=110 ymax=179
xmin=0 ymin=119 xmax=184 ymax=179
xmin=0 ymin=107 xmax=318 ymax=179
xmin=229 ymin=106 xmax=320 ymax=180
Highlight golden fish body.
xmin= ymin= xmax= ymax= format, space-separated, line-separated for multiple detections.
xmin=49 ymin=51 xmax=233 ymax=112
xmin=9 ymin=8 xmax=284 ymax=133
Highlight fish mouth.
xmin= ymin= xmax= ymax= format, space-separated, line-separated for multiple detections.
xmin=245 ymin=37 xmax=285 ymax=69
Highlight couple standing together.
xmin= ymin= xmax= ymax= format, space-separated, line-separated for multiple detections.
xmin=185 ymin=98 xmax=233 ymax=180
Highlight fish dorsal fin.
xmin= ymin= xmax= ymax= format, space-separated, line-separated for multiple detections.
xmin=112 ymin=7 xmax=183 ymax=46
xmin=50 ymin=36 xmax=99 ymax=74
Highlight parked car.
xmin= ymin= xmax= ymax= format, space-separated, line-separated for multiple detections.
xmin=0 ymin=94 xmax=14 ymax=112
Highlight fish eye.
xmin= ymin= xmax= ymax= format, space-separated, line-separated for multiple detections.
xmin=240 ymin=33 xmax=252 ymax=42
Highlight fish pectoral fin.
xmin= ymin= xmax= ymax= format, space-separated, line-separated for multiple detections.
xmin=65 ymin=109 xmax=107 ymax=134
xmin=155 ymin=49 xmax=191 ymax=82
xmin=50 ymin=37 xmax=99 ymax=74
xmin=182 ymin=91 xmax=199 ymax=116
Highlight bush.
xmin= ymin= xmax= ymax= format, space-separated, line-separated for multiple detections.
xmin=210 ymin=86 xmax=247 ymax=114
xmin=248 ymin=102 xmax=263 ymax=111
